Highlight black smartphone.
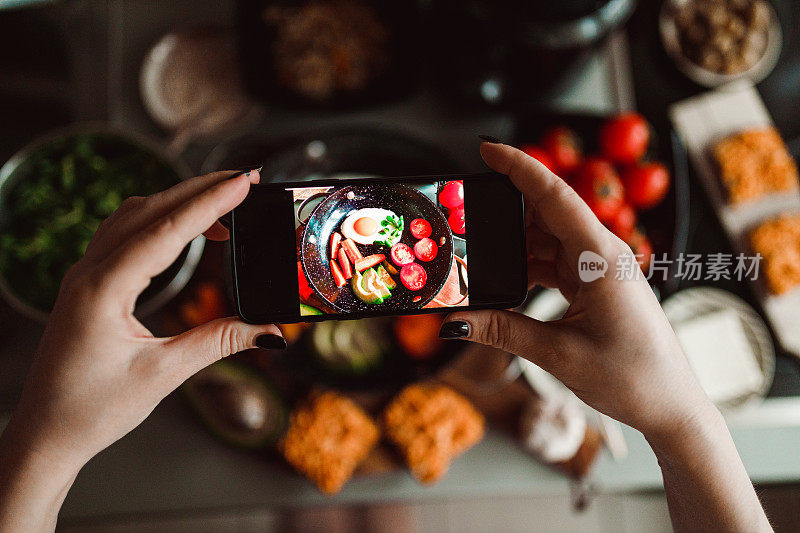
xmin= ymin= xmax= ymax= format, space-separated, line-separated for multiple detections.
xmin=230 ymin=172 xmax=527 ymax=323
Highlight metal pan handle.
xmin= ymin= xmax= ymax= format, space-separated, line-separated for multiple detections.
xmin=295 ymin=192 xmax=331 ymax=227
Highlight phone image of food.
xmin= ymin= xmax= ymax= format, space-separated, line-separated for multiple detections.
xmin=292 ymin=180 xmax=469 ymax=315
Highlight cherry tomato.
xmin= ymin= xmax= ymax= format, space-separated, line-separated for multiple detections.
xmin=390 ymin=243 xmax=414 ymax=266
xmin=627 ymin=229 xmax=653 ymax=272
xmin=541 ymin=126 xmax=582 ymax=173
xmin=521 ymin=144 xmax=557 ymax=173
xmin=410 ymin=218 xmax=432 ymax=239
xmin=400 ymin=262 xmax=427 ymax=291
xmin=622 ymin=162 xmax=670 ymax=210
xmin=573 ymin=158 xmax=625 ymax=223
xmin=599 ymin=112 xmax=650 ymax=164
xmin=413 ymin=237 xmax=438 ymax=262
xmin=448 ymin=207 xmax=466 ymax=234
xmin=607 ymin=202 xmax=637 ymax=241
xmin=439 ymin=180 xmax=464 ymax=208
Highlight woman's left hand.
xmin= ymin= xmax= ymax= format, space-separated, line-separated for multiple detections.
xmin=0 ymin=169 xmax=282 ymax=532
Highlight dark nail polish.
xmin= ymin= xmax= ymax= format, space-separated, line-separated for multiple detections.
xmin=478 ymin=134 xmax=503 ymax=144
xmin=439 ymin=320 xmax=470 ymax=339
xmin=245 ymin=166 xmax=262 ymax=178
xmin=255 ymin=334 xmax=287 ymax=350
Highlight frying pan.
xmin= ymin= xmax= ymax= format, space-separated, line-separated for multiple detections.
xmin=298 ymin=183 xmax=454 ymax=313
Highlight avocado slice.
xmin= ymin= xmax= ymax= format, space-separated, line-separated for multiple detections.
xmin=363 ymin=268 xmax=391 ymax=299
xmin=183 ymin=361 xmax=287 ymax=449
xmin=376 ymin=264 xmax=397 ymax=290
xmin=382 ymin=259 xmax=399 ymax=276
xmin=311 ymin=319 xmax=387 ymax=374
xmin=300 ymin=303 xmax=322 ymax=316
xmin=351 ymin=269 xmax=384 ymax=304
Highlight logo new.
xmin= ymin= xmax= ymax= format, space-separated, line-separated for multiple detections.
xmin=578 ymin=250 xmax=608 ymax=282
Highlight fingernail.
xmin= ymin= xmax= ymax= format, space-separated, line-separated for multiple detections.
xmin=478 ymin=134 xmax=503 ymax=144
xmin=244 ymin=166 xmax=262 ymax=184
xmin=255 ymin=333 xmax=286 ymax=350
xmin=439 ymin=320 xmax=470 ymax=339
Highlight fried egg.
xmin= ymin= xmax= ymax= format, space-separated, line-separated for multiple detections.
xmin=340 ymin=208 xmax=397 ymax=245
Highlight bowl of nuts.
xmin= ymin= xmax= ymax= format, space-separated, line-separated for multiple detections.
xmin=659 ymin=0 xmax=781 ymax=88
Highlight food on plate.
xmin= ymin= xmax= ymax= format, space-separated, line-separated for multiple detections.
xmin=670 ymin=0 xmax=771 ymax=75
xmin=330 ymin=231 xmax=342 ymax=259
xmin=438 ymin=180 xmax=464 ymax=209
xmin=375 ymin=264 xmax=397 ymax=290
xmin=280 ymin=392 xmax=379 ymax=494
xmin=298 ymin=262 xmax=314 ymax=300
xmin=337 ymin=247 xmax=353 ymax=280
xmin=355 ymin=253 xmax=386 ymax=272
xmin=311 ymin=319 xmax=387 ymax=374
xmin=390 ymin=242 xmax=415 ymax=266
xmin=382 ymin=384 xmax=484 ymax=484
xmin=713 ymin=127 xmax=798 ymax=204
xmin=520 ymin=115 xmax=670 ymax=277
xmin=410 ymin=217 xmax=432 ymax=239
xmin=183 ymin=361 xmax=288 ymax=450
xmin=341 ymin=238 xmax=363 ymax=263
xmin=400 ymin=263 xmax=427 ymax=291
xmin=413 ymin=237 xmax=438 ymax=262
xmin=394 ymin=314 xmax=443 ymax=359
xmin=573 ymin=158 xmax=625 ymax=223
xmin=673 ymin=308 xmax=764 ymax=405
xmin=599 ymin=112 xmax=650 ymax=164
xmin=622 ymin=162 xmax=671 ymax=209
xmin=447 ymin=207 xmax=466 ymax=235
xmin=263 ymin=0 xmax=390 ymax=103
xmin=0 ymin=133 xmax=178 ymax=311
xmin=749 ymin=214 xmax=800 ymax=295
xmin=351 ymin=267 xmax=393 ymax=304
xmin=382 ymin=259 xmax=399 ymax=276
xmin=340 ymin=208 xmax=402 ymax=246
xmin=330 ymin=260 xmax=347 ymax=288
xmin=541 ymin=126 xmax=582 ymax=173
xmin=300 ymin=303 xmax=323 ymax=316
xmin=521 ymin=145 xmax=557 ymax=173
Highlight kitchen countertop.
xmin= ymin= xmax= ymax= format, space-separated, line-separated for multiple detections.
xmin=2 ymin=0 xmax=800 ymax=522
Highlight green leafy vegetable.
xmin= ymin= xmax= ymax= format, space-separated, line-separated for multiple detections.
xmin=374 ymin=214 xmax=403 ymax=247
xmin=0 ymin=133 xmax=179 ymax=311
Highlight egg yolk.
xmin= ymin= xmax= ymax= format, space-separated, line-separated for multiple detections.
xmin=353 ymin=216 xmax=378 ymax=236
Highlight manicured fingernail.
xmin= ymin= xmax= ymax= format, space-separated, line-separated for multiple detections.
xmin=255 ymin=333 xmax=286 ymax=350
xmin=244 ymin=166 xmax=262 ymax=184
xmin=478 ymin=134 xmax=503 ymax=144
xmin=439 ymin=320 xmax=470 ymax=339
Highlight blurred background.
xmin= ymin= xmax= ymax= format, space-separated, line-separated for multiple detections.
xmin=1 ymin=0 xmax=800 ymax=531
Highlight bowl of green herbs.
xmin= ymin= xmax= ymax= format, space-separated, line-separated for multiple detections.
xmin=0 ymin=126 xmax=203 ymax=322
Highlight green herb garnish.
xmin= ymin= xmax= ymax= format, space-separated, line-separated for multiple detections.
xmin=374 ymin=214 xmax=403 ymax=247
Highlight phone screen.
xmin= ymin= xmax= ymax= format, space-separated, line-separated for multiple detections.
xmin=231 ymin=173 xmax=527 ymax=323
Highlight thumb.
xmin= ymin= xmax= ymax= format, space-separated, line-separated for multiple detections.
xmin=441 ymin=309 xmax=561 ymax=370
xmin=162 ymin=317 xmax=284 ymax=381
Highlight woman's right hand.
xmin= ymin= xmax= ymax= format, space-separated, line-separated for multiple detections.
xmin=447 ymin=143 xmax=772 ymax=531
xmin=445 ymin=142 xmax=714 ymax=441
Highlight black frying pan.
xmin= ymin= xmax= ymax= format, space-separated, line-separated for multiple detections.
xmin=298 ymin=183 xmax=454 ymax=313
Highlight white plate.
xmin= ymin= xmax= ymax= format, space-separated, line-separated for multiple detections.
xmin=662 ymin=286 xmax=775 ymax=409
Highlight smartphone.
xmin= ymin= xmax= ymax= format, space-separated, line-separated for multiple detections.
xmin=230 ymin=172 xmax=527 ymax=323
